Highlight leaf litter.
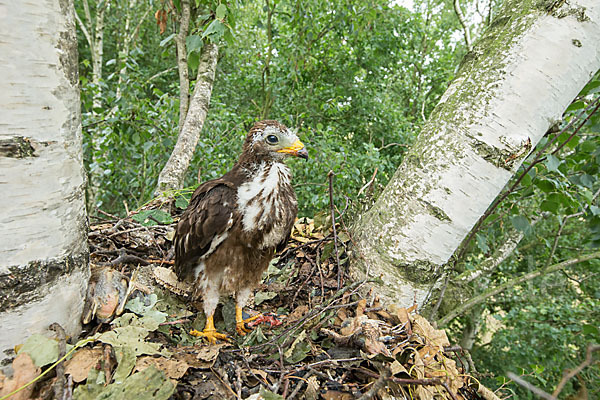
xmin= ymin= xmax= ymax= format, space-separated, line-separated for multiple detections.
xmin=0 ymin=207 xmax=501 ymax=400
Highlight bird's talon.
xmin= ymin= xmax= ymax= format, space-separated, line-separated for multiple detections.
xmin=190 ymin=328 xmax=230 ymax=344
xmin=236 ymin=322 xmax=252 ymax=336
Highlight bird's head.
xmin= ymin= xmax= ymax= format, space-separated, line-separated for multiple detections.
xmin=243 ymin=120 xmax=308 ymax=162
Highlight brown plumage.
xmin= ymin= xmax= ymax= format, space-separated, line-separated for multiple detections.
xmin=173 ymin=120 xmax=308 ymax=342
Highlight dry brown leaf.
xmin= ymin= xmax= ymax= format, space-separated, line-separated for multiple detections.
xmin=287 ymin=305 xmax=308 ymax=324
xmin=250 ymin=368 xmax=269 ymax=383
xmin=415 ymin=385 xmax=435 ymax=400
xmin=417 ymin=344 xmax=439 ymax=365
xmin=412 ymin=314 xmax=450 ymax=348
xmin=135 ymin=356 xmax=190 ymax=379
xmin=390 ymin=360 xmax=408 ymax=376
xmin=388 ymin=304 xmax=411 ymax=327
xmin=304 ymin=375 xmax=319 ymax=400
xmin=65 ymin=347 xmax=103 ymax=383
xmin=0 ymin=353 xmax=40 ymax=400
xmin=321 ymin=390 xmax=354 ymax=400
xmin=195 ymin=343 xmax=227 ymax=367
xmin=172 ymin=344 xmax=226 ymax=369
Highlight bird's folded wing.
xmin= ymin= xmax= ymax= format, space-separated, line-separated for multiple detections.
xmin=173 ymin=180 xmax=236 ymax=277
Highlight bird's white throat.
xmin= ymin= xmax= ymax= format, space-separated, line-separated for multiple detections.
xmin=237 ymin=162 xmax=291 ymax=234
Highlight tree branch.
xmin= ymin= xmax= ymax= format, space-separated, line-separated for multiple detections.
xmin=453 ymin=0 xmax=472 ymax=52
xmin=437 ymin=251 xmax=600 ymax=326
xmin=74 ymin=10 xmax=92 ymax=48
xmin=175 ymin=0 xmax=191 ymax=133
xmin=155 ymin=43 xmax=219 ymax=196
xmin=553 ymin=344 xmax=600 ymax=397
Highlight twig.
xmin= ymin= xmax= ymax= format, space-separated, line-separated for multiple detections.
xmin=429 ymin=274 xmax=450 ymax=322
xmin=210 ymin=367 xmax=240 ymax=399
xmin=328 ymin=171 xmax=342 ymax=290
xmin=50 ymin=323 xmax=67 ymax=400
xmin=552 ymin=344 xmax=600 ymax=397
xmin=357 ymin=167 xmax=378 ymax=196
xmin=438 ymin=251 xmax=600 ymax=326
xmin=159 ymin=318 xmax=191 ymax=326
xmin=358 ymin=367 xmax=391 ymax=400
xmin=62 ymin=375 xmax=73 ymax=400
xmin=506 ymin=372 xmax=554 ymax=400
xmin=287 ymin=371 xmax=312 ymax=399
xmin=235 ymin=365 xmax=243 ymax=400
xmin=247 ymin=280 xmax=370 ymax=351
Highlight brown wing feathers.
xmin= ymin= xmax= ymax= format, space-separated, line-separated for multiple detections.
xmin=173 ymin=180 xmax=236 ymax=279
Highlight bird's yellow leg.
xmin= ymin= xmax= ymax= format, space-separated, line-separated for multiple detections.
xmin=235 ymin=306 xmax=262 ymax=336
xmin=190 ymin=314 xmax=229 ymax=344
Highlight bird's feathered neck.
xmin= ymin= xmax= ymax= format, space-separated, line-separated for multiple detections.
xmin=235 ymin=120 xmax=289 ymax=171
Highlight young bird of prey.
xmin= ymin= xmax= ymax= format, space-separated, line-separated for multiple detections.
xmin=173 ymin=120 xmax=308 ymax=343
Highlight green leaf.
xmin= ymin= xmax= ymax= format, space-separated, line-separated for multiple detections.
xmin=475 ymin=233 xmax=489 ymax=253
xmin=566 ymin=100 xmax=585 ymax=112
xmin=216 ymin=4 xmax=227 ymax=19
xmin=131 ymin=209 xmax=174 ymax=226
xmin=535 ymin=179 xmax=555 ymax=193
xmin=582 ymin=324 xmax=600 ymax=338
xmin=540 ymin=200 xmax=559 ymax=214
xmin=112 ymin=346 xmax=137 ymax=384
xmin=545 ymin=154 xmax=561 ymax=172
xmin=175 ymin=195 xmax=190 ymax=209
xmin=188 ymin=51 xmax=200 ymax=71
xmin=259 ymin=387 xmax=285 ymax=400
xmin=202 ymin=19 xmax=226 ymax=40
xmin=255 ymin=291 xmax=277 ymax=305
xmin=580 ymin=80 xmax=600 ymax=96
xmin=579 ymin=173 xmax=595 ymax=189
xmin=96 ymin=326 xmax=163 ymax=356
xmin=510 ymin=216 xmax=531 ymax=234
xmin=186 ymin=35 xmax=203 ymax=54
xmin=159 ymin=33 xmax=176 ymax=47
xmin=590 ymin=205 xmax=600 ymax=216
xmin=74 ymin=365 xmax=174 ymax=400
xmin=18 ymin=334 xmax=59 ymax=367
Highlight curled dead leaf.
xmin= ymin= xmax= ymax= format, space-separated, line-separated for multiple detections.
xmin=65 ymin=347 xmax=103 ymax=383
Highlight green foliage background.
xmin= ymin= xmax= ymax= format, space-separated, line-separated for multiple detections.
xmin=76 ymin=0 xmax=600 ymax=397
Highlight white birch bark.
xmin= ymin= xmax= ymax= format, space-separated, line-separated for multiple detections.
xmin=351 ymin=0 xmax=600 ymax=308
xmin=0 ymin=0 xmax=89 ymax=363
xmin=155 ymin=43 xmax=219 ymax=195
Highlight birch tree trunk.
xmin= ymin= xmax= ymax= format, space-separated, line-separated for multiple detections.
xmin=155 ymin=43 xmax=219 ymax=196
xmin=0 ymin=0 xmax=88 ymax=362
xmin=351 ymin=0 xmax=600 ymax=308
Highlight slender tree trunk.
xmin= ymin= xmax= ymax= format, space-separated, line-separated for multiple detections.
xmin=155 ymin=43 xmax=219 ymax=195
xmin=116 ymin=1 xmax=152 ymax=99
xmin=454 ymin=0 xmax=472 ymax=52
xmin=76 ymin=0 xmax=111 ymax=209
xmin=91 ymin=0 xmax=110 ymax=111
xmin=0 ymin=0 xmax=88 ymax=362
xmin=350 ymin=0 xmax=600 ymax=308
xmin=175 ymin=0 xmax=191 ymax=133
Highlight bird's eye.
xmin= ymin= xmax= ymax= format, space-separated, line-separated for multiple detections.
xmin=266 ymin=134 xmax=279 ymax=145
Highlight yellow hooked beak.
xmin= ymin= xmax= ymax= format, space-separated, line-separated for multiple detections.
xmin=277 ymin=139 xmax=308 ymax=159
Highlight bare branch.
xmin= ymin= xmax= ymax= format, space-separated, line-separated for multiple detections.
xmin=506 ymin=372 xmax=554 ymax=400
xmin=155 ymin=43 xmax=219 ymax=195
xmin=553 ymin=344 xmax=600 ymax=397
xmin=438 ymin=251 xmax=600 ymax=326
xmin=175 ymin=0 xmax=191 ymax=132
xmin=453 ymin=0 xmax=472 ymax=51
xmin=74 ymin=10 xmax=92 ymax=48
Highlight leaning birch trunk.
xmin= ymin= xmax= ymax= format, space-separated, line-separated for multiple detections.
xmin=351 ymin=0 xmax=600 ymax=308
xmin=155 ymin=43 xmax=219 ymax=196
xmin=0 ymin=0 xmax=89 ymax=363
